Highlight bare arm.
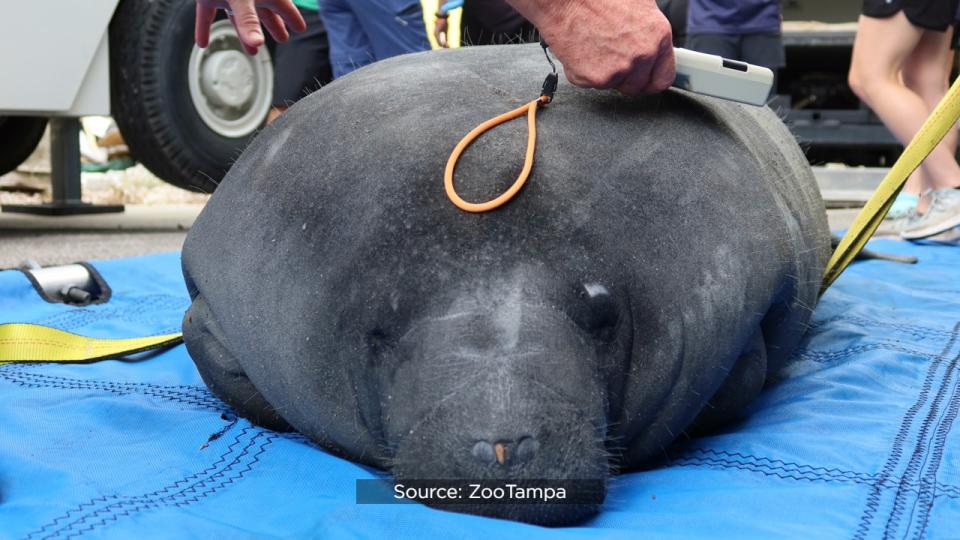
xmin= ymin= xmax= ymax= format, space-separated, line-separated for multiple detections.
xmin=505 ymin=0 xmax=675 ymax=94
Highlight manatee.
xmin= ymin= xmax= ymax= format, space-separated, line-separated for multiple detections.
xmin=181 ymin=43 xmax=830 ymax=525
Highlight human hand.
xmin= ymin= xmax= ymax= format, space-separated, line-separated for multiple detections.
xmin=435 ymin=14 xmax=450 ymax=48
xmin=195 ymin=0 xmax=307 ymax=55
xmin=507 ymin=0 xmax=675 ymax=95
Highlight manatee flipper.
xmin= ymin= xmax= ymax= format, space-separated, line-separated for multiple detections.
xmin=183 ymin=297 xmax=293 ymax=432
xmin=830 ymin=234 xmax=918 ymax=264
xmin=689 ymin=330 xmax=768 ymax=434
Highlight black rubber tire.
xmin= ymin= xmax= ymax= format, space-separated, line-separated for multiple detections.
xmin=109 ymin=0 xmax=268 ymax=193
xmin=0 ymin=116 xmax=47 ymax=177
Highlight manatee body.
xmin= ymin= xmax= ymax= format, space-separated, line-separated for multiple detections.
xmin=181 ymin=44 xmax=830 ymax=524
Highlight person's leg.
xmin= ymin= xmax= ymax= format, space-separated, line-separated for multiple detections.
xmin=658 ymin=0 xmax=688 ymax=47
xmin=350 ymin=0 xmax=430 ymax=62
xmin=902 ymin=24 xmax=959 ymax=191
xmin=461 ymin=0 xmax=537 ymax=46
xmin=848 ymin=12 xmax=960 ymax=212
xmin=270 ymin=7 xmax=335 ymax=123
xmin=740 ymin=32 xmax=785 ymax=98
xmin=317 ymin=0 xmax=377 ymax=77
xmin=898 ymin=20 xmax=960 ymax=238
xmin=900 ymin=26 xmax=960 ymax=238
xmin=685 ymin=33 xmax=739 ymax=60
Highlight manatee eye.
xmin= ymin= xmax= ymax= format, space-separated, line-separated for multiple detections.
xmin=568 ymin=283 xmax=619 ymax=342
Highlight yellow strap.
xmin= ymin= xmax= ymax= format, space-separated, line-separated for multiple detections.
xmin=0 ymin=323 xmax=182 ymax=365
xmin=821 ymin=77 xmax=960 ymax=295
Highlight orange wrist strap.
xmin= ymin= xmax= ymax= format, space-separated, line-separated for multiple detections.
xmin=443 ymin=95 xmax=550 ymax=213
xmin=443 ymin=44 xmax=559 ymax=214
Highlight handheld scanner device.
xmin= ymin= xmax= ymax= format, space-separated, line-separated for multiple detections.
xmin=672 ymin=48 xmax=774 ymax=106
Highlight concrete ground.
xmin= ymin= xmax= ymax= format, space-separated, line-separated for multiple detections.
xmin=0 ymin=205 xmax=200 ymax=268
xmin=0 ymin=136 xmax=207 ymax=268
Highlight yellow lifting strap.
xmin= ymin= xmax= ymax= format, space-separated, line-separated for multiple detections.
xmin=0 ymin=323 xmax=182 ymax=365
xmin=821 ymin=76 xmax=960 ymax=295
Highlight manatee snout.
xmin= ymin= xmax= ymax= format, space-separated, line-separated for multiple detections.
xmin=389 ymin=372 xmax=608 ymax=524
xmin=389 ymin=369 xmax=606 ymax=471
xmin=382 ymin=300 xmax=613 ymax=524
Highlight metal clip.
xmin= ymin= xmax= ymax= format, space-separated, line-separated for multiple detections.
xmin=18 ymin=261 xmax=111 ymax=306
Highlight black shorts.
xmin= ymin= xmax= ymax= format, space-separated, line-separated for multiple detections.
xmin=272 ymin=7 xmax=334 ymax=108
xmin=460 ymin=0 xmax=538 ymax=46
xmin=684 ymin=32 xmax=784 ymax=96
xmin=862 ymin=0 xmax=960 ymax=32
xmin=684 ymin=32 xmax=786 ymax=70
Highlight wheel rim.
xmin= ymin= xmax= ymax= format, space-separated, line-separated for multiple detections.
xmin=188 ymin=20 xmax=273 ymax=139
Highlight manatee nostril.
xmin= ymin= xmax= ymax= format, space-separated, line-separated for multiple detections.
xmin=471 ymin=441 xmax=497 ymax=464
xmin=471 ymin=437 xmax=539 ymax=465
xmin=515 ymin=436 xmax=539 ymax=463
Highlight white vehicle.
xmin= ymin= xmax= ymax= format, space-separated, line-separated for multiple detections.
xmin=0 ymin=0 xmax=274 ymax=194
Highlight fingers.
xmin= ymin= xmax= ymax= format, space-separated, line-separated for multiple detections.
xmin=568 ymin=43 xmax=674 ymax=96
xmin=548 ymin=0 xmax=676 ymax=95
xmin=195 ymin=0 xmax=306 ymax=52
xmin=614 ymin=67 xmax=653 ymax=95
xmin=614 ymin=40 xmax=674 ymax=95
xmin=195 ymin=3 xmax=217 ymax=48
xmin=269 ymin=0 xmax=307 ymax=33
xmin=227 ymin=0 xmax=264 ymax=54
xmin=565 ymin=66 xmax=626 ymax=91
xmin=642 ymin=42 xmax=676 ymax=94
xmin=258 ymin=7 xmax=290 ymax=43
xmin=435 ymin=20 xmax=448 ymax=48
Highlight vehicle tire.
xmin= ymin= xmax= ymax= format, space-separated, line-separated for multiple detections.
xmin=0 ymin=116 xmax=47 ymax=177
xmin=109 ymin=0 xmax=274 ymax=193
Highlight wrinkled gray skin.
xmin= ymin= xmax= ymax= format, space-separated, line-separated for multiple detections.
xmin=181 ymin=44 xmax=830 ymax=525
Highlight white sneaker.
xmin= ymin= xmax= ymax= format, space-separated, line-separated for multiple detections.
xmin=901 ymin=188 xmax=960 ymax=240
xmin=876 ymin=208 xmax=919 ymax=236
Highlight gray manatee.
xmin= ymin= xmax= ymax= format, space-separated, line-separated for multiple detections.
xmin=181 ymin=43 xmax=830 ymax=525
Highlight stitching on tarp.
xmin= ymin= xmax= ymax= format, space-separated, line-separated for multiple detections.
xmin=28 ymin=427 xmax=276 ymax=540
xmin=882 ymin=344 xmax=960 ymax=539
xmin=904 ymin=356 xmax=960 ymax=540
xmin=795 ymin=343 xmax=947 ymax=364
xmin=0 ymin=365 xmax=227 ymax=412
xmin=808 ymin=315 xmax=960 ymax=341
xmin=673 ymin=449 xmax=960 ymax=499
xmin=27 ymin=294 xmax=189 ymax=333
xmin=853 ymin=321 xmax=960 ymax=540
xmin=28 ymin=427 xmax=257 ymax=539
xmin=65 ymin=433 xmax=276 ymax=539
xmin=889 ymin=286 xmax=960 ymax=296
xmin=0 ymin=365 xmax=312 ymax=446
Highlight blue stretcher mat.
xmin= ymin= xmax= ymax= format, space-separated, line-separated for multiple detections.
xmin=2 ymin=241 xmax=959 ymax=539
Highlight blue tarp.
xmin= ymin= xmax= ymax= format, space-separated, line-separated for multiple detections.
xmin=1 ymin=242 xmax=959 ymax=539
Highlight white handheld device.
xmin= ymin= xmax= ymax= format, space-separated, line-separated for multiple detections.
xmin=672 ymin=48 xmax=774 ymax=106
